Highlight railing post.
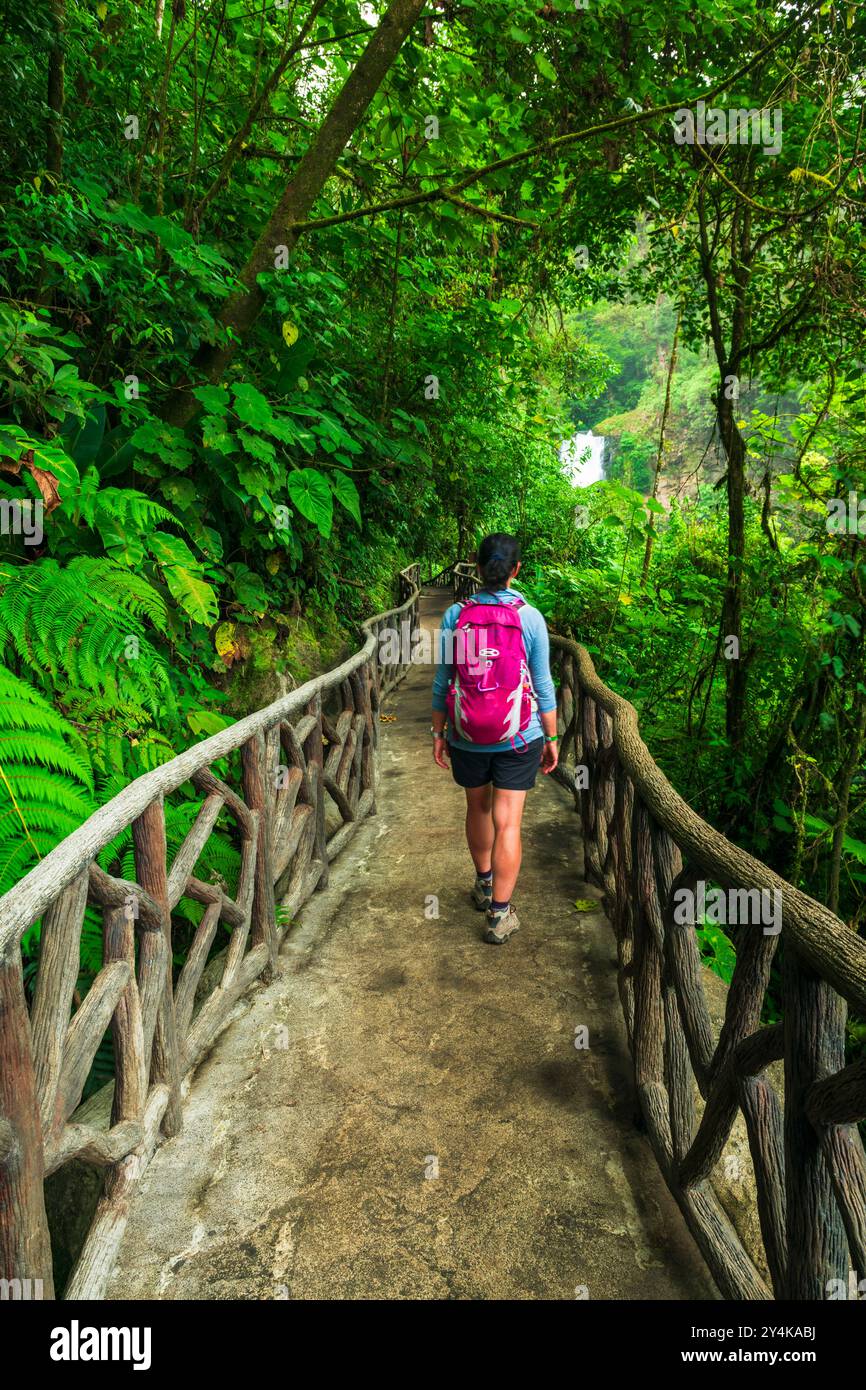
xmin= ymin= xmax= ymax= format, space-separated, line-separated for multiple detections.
xmin=631 ymin=802 xmax=671 ymax=1171
xmin=133 ymin=797 xmax=182 ymax=1137
xmin=104 ymin=906 xmax=147 ymax=1127
xmin=304 ymin=691 xmax=329 ymax=890
xmin=241 ymin=732 xmax=279 ymax=976
xmin=0 ymin=940 xmax=55 ymax=1295
xmin=782 ymin=947 xmax=849 ymax=1298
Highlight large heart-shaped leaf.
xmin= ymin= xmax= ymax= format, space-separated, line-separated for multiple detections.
xmin=288 ymin=468 xmax=332 ymax=538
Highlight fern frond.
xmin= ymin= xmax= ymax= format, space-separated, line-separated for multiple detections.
xmin=0 ymin=558 xmax=173 ymax=715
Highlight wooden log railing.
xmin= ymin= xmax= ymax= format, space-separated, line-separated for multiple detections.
xmin=453 ymin=561 xmax=866 ymax=1300
xmin=0 ymin=564 xmax=420 ymax=1300
xmin=452 ymin=561 xmax=479 ymax=602
xmin=423 ymin=563 xmax=456 ymax=591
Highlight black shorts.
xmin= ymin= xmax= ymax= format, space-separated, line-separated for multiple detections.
xmin=448 ymin=738 xmax=543 ymax=791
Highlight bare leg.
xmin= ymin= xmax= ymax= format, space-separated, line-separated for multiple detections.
xmin=464 ymin=784 xmax=493 ymax=874
xmin=491 ymin=787 xmax=528 ymax=903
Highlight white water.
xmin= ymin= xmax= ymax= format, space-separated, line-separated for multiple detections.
xmin=560 ymin=430 xmax=605 ymax=487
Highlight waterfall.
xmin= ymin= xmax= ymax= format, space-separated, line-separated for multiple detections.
xmin=560 ymin=431 xmax=606 ymax=487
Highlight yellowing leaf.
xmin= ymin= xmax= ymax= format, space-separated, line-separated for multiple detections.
xmin=33 ymin=175 xmax=41 ymax=191
xmin=619 ymin=592 xmax=633 ymax=605
xmin=265 ymin=551 xmax=282 ymax=574
xmin=282 ymin=320 xmax=299 ymax=348
xmin=214 ymin=621 xmax=249 ymax=666
xmin=96 ymin=1 xmax=107 ymax=16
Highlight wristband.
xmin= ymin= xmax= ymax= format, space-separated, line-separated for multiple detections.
xmin=544 ymin=734 xmax=559 ymax=743
xmin=431 ymin=727 xmax=446 ymax=740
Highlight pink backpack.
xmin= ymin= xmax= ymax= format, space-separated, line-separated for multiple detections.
xmin=445 ymin=597 xmax=535 ymax=746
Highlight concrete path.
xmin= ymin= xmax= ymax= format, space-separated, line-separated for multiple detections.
xmin=106 ymin=592 xmax=717 ymax=1301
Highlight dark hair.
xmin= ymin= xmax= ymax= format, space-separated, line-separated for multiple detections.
xmin=476 ymin=533 xmax=521 ymax=591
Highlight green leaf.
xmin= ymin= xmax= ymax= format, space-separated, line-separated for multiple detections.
xmin=697 ymin=922 xmax=736 ymax=985
xmin=148 ymin=532 xmax=198 ymax=568
xmin=162 ymin=566 xmax=219 ymax=625
xmin=159 ymin=478 xmax=197 ymax=509
xmin=8 ymin=435 xmax=81 ymax=492
xmin=239 ymin=430 xmax=276 ymax=464
xmin=329 ymin=471 xmax=361 ymax=526
xmin=287 ymin=468 xmax=332 ymax=538
xmin=228 ymin=562 xmax=268 ymax=613
xmin=99 ymin=517 xmax=145 ymax=567
xmin=202 ymin=416 xmax=235 ymax=454
xmin=232 ymin=382 xmax=274 ymax=431
xmin=192 ymin=385 xmax=230 ymax=414
xmin=841 ymin=833 xmax=866 ymax=865
xmin=534 ymin=52 xmax=557 ymax=81
xmin=187 ymin=710 xmax=234 ymax=736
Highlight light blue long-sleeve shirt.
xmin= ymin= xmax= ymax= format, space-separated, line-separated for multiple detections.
xmin=431 ymin=586 xmax=557 ymax=751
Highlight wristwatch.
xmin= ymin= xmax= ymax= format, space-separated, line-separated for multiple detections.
xmin=430 ymin=726 xmax=446 ymax=740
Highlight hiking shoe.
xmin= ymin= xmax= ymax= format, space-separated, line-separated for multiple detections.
xmin=471 ymin=875 xmax=493 ymax=911
xmin=483 ymin=905 xmax=520 ymax=945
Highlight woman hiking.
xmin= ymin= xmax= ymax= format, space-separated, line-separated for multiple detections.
xmin=431 ymin=534 xmax=559 ymax=944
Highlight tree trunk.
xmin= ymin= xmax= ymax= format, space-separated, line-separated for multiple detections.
xmin=717 ymin=386 xmax=748 ymax=748
xmin=641 ymin=306 xmax=680 ymax=586
xmin=46 ymin=0 xmax=65 ymax=180
xmin=164 ymin=0 xmax=425 ymax=428
xmin=697 ymin=184 xmax=751 ymax=751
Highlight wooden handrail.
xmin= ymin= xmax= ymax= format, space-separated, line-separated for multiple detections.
xmin=422 ymin=563 xmax=456 ymax=589
xmin=0 ymin=564 xmax=421 ymax=1299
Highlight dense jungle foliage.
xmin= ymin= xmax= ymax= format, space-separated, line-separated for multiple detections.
xmin=1 ymin=0 xmax=865 ymax=1051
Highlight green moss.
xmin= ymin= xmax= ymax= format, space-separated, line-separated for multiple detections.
xmin=223 ymin=604 xmax=356 ymax=717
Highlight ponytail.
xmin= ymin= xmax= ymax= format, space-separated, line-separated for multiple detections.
xmin=476 ymin=533 xmax=521 ymax=591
